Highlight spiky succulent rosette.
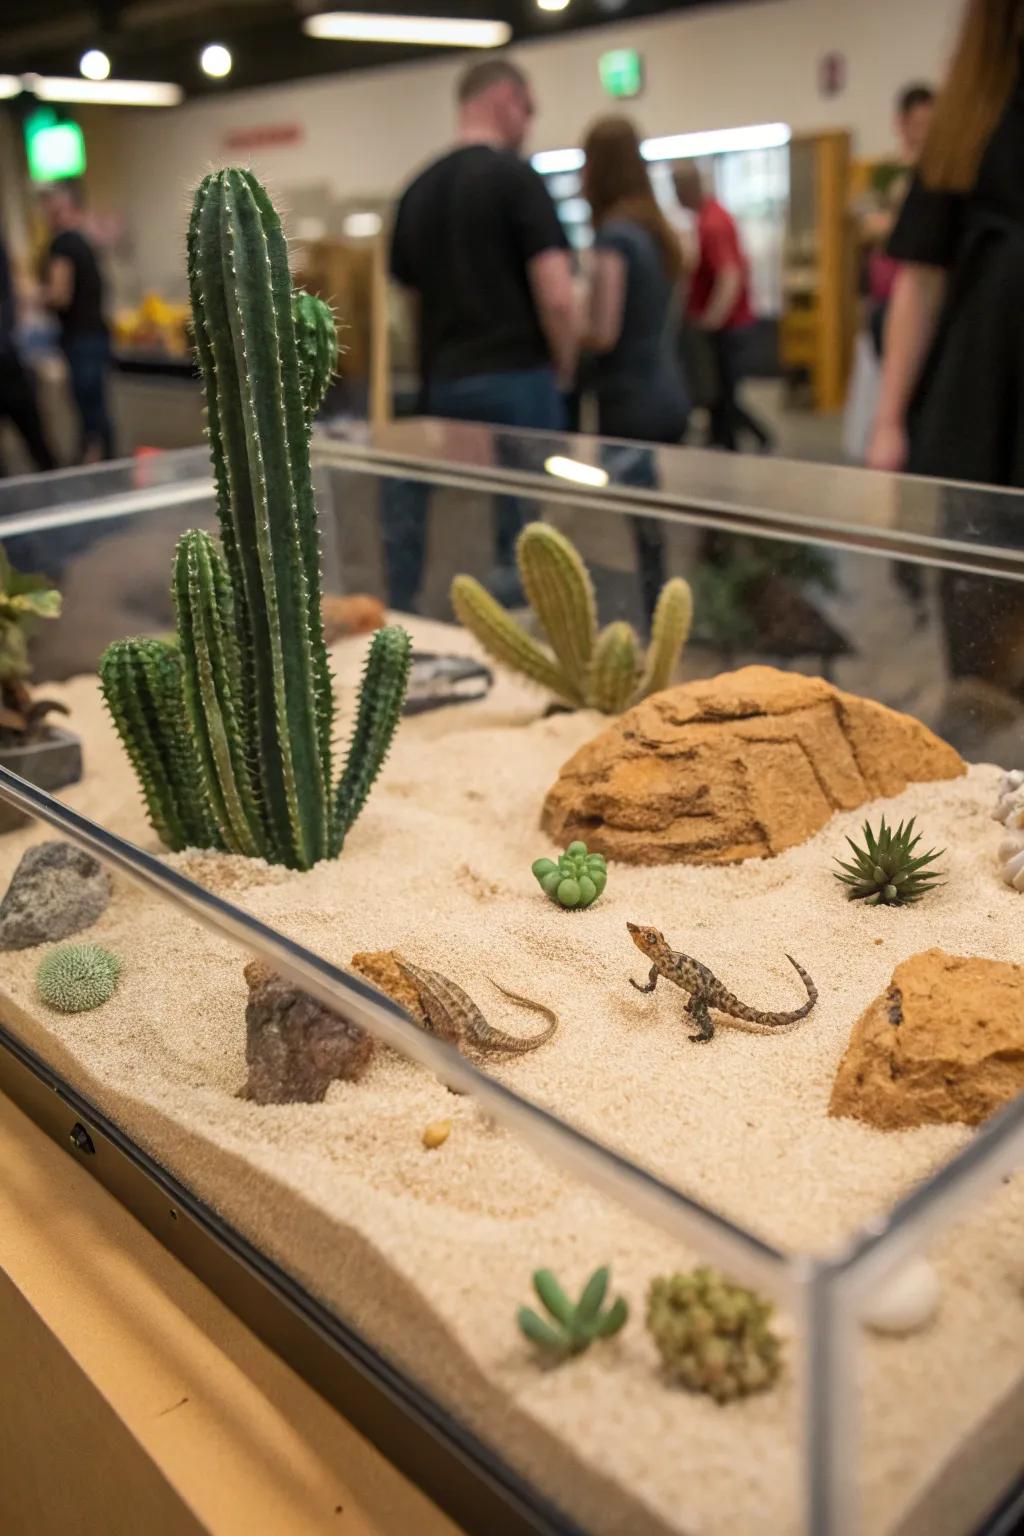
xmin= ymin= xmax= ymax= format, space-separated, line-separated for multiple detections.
xmin=834 ymin=815 xmax=945 ymax=906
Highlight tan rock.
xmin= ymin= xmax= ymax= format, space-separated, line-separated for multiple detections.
xmin=322 ymin=593 xmax=387 ymax=643
xmin=830 ymin=949 xmax=1024 ymax=1130
xmin=350 ymin=949 xmax=428 ymax=1024
xmin=541 ymin=666 xmax=964 ymax=865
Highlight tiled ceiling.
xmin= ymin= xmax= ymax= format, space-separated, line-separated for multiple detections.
xmin=2 ymin=0 xmax=743 ymax=98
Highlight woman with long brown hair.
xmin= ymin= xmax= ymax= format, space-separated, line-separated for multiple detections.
xmin=868 ymin=0 xmax=1024 ymax=481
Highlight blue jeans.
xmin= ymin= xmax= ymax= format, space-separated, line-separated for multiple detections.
xmin=382 ymin=367 xmax=565 ymax=611
xmin=64 ymin=332 xmax=115 ymax=461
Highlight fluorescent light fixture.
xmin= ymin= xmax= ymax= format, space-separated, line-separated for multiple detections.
xmin=342 ymin=211 xmax=383 ymax=238
xmin=200 ymin=43 xmax=232 ymax=78
xmin=531 ymin=147 xmax=585 ymax=175
xmin=544 ymin=455 xmax=609 ymax=489
xmin=537 ymin=0 xmax=570 ymax=10
xmin=23 ymin=74 xmax=182 ymax=106
xmin=642 ymin=122 xmax=791 ymax=161
xmin=79 ymin=49 xmax=111 ymax=81
xmin=303 ymin=12 xmax=511 ymax=47
xmin=0 ymin=77 xmax=21 ymax=100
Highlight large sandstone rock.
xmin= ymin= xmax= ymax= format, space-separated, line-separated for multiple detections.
xmin=541 ymin=666 xmax=964 ymax=865
xmin=830 ymin=950 xmax=1024 ymax=1130
xmin=240 ymin=961 xmax=375 ymax=1105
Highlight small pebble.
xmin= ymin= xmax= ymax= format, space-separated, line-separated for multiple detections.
xmin=422 ymin=1118 xmax=452 ymax=1150
xmin=860 ymin=1257 xmax=940 ymax=1336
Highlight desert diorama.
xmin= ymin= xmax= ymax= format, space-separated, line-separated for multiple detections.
xmin=0 ymin=171 xmax=1022 ymax=1536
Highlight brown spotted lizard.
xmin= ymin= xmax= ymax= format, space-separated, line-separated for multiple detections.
xmin=395 ymin=958 xmax=558 ymax=1054
xmin=626 ymin=923 xmax=817 ymax=1043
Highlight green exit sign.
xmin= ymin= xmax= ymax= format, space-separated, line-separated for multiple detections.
xmin=599 ymin=49 xmax=643 ymax=99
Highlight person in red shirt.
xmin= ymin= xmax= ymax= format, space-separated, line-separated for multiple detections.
xmin=674 ymin=161 xmax=771 ymax=452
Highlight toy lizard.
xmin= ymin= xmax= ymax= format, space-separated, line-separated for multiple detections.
xmin=626 ymin=923 xmax=817 ymax=1043
xmin=395 ymin=958 xmax=559 ymax=1054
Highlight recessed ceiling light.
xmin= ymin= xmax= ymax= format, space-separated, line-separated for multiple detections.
xmin=0 ymin=76 xmax=21 ymax=100
xmin=537 ymin=0 xmax=570 ymax=11
xmin=79 ymin=49 xmax=111 ymax=82
xmin=303 ymin=12 xmax=511 ymax=47
xmin=544 ymin=455 xmax=609 ymax=488
xmin=23 ymin=74 xmax=182 ymax=106
xmin=200 ymin=43 xmax=232 ymax=79
xmin=531 ymin=147 xmax=585 ymax=174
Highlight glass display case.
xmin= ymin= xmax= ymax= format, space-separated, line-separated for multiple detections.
xmin=0 ymin=429 xmax=1022 ymax=1536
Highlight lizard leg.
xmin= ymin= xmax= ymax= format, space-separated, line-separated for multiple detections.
xmin=686 ymin=996 xmax=715 ymax=1043
xmin=630 ymin=964 xmax=660 ymax=995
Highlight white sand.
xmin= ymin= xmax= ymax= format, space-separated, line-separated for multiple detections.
xmin=1 ymin=620 xmax=1022 ymax=1536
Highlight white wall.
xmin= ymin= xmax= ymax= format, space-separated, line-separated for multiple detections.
xmin=102 ymin=0 xmax=964 ymax=294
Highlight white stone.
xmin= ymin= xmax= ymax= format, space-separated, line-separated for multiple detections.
xmin=861 ymin=1258 xmax=941 ymax=1336
xmin=998 ymin=832 xmax=1024 ymax=892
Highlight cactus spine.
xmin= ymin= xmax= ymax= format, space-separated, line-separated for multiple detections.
xmin=101 ymin=170 xmax=409 ymax=870
xmin=451 ymin=522 xmax=692 ymax=714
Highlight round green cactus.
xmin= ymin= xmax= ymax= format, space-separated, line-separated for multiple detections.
xmin=646 ymin=1267 xmax=781 ymax=1403
xmin=37 ymin=943 xmax=121 ymax=1013
xmin=532 ymin=840 xmax=607 ymax=909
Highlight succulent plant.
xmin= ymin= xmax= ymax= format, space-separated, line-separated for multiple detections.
xmin=532 ymin=841 xmax=607 ymax=909
xmin=37 ymin=942 xmax=120 ymax=1013
xmin=518 ymin=1266 xmax=628 ymax=1357
xmin=646 ymin=1267 xmax=781 ymax=1403
xmin=834 ymin=815 xmax=945 ymax=906
xmin=0 ymin=544 xmax=66 ymax=742
xmin=100 ymin=170 xmax=410 ymax=871
xmin=451 ymin=522 xmax=692 ymax=713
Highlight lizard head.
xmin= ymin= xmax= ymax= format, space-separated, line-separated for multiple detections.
xmin=626 ymin=922 xmax=665 ymax=955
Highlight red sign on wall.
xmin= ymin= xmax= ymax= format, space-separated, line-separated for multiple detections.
xmin=223 ymin=122 xmax=304 ymax=151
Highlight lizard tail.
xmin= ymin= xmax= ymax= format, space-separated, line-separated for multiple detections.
xmin=484 ymin=978 xmax=559 ymax=1051
xmin=781 ymin=954 xmax=817 ymax=1020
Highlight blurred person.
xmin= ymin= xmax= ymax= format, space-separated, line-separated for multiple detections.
xmin=860 ymin=83 xmax=936 ymax=356
xmin=581 ymin=115 xmax=689 ymax=620
xmin=387 ymin=58 xmax=576 ymax=609
xmin=0 ymin=235 xmax=57 ymax=476
xmin=40 ymin=181 xmax=115 ymax=463
xmin=673 ymin=161 xmax=771 ymax=454
xmin=868 ymin=0 xmax=1024 ymax=709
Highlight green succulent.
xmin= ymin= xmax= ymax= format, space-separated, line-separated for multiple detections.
xmin=518 ymin=1266 xmax=628 ymax=1358
xmin=532 ymin=841 xmax=607 ymax=909
xmin=834 ymin=815 xmax=945 ymax=906
xmin=0 ymin=544 xmax=61 ymax=684
xmin=646 ymin=1267 xmax=781 ymax=1403
xmin=37 ymin=943 xmax=121 ymax=1013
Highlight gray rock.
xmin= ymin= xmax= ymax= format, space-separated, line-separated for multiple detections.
xmin=240 ymin=960 xmax=375 ymax=1105
xmin=0 ymin=840 xmax=111 ymax=951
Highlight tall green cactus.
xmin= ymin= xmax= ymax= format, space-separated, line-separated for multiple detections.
xmin=451 ymin=522 xmax=692 ymax=714
xmin=101 ymin=170 xmax=409 ymax=870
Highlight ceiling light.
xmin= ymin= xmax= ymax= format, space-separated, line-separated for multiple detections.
xmin=537 ymin=0 xmax=570 ymax=10
xmin=642 ymin=122 xmax=791 ymax=161
xmin=531 ymin=147 xmax=585 ymax=175
xmin=303 ymin=12 xmax=511 ymax=47
xmin=544 ymin=455 xmax=609 ymax=489
xmin=79 ymin=50 xmax=111 ymax=82
xmin=200 ymin=43 xmax=232 ymax=79
xmin=342 ymin=211 xmax=383 ymax=238
xmin=23 ymin=74 xmax=182 ymax=106
xmin=0 ymin=77 xmax=21 ymax=101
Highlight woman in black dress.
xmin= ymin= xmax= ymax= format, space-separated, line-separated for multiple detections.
xmin=868 ymin=0 xmax=1024 ymax=699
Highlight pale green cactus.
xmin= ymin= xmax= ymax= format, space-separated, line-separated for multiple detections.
xmin=451 ymin=522 xmax=692 ymax=713
xmin=101 ymin=170 xmax=410 ymax=870
xmin=37 ymin=943 xmax=121 ymax=1013
xmin=646 ymin=1267 xmax=781 ymax=1402
xmin=518 ymin=1266 xmax=628 ymax=1357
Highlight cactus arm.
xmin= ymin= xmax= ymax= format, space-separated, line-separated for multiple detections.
xmin=99 ymin=638 xmax=217 ymax=851
xmin=517 ymin=523 xmax=597 ymax=694
xmin=189 ymin=169 xmax=330 ymax=870
xmin=333 ymin=626 xmax=412 ymax=847
xmin=450 ymin=575 xmax=578 ymax=703
xmin=292 ymin=290 xmax=337 ymax=424
xmin=586 ymin=622 xmax=640 ymax=714
xmin=635 ymin=576 xmax=693 ymax=702
xmin=173 ymin=531 xmax=264 ymax=857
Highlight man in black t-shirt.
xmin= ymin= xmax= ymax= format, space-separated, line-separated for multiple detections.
xmin=0 ymin=236 xmax=57 ymax=476
xmin=41 ymin=181 xmax=115 ymax=463
xmin=386 ymin=58 xmax=577 ymax=609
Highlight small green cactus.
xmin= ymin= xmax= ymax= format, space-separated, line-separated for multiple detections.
xmin=451 ymin=522 xmax=692 ymax=713
xmin=834 ymin=815 xmax=945 ymax=906
xmin=518 ymin=1266 xmax=628 ymax=1357
xmin=37 ymin=943 xmax=121 ymax=1013
xmin=532 ymin=841 xmax=607 ymax=909
xmin=646 ymin=1267 xmax=781 ymax=1403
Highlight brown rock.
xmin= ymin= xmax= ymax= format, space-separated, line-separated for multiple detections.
xmin=350 ymin=949 xmax=428 ymax=1025
xmin=240 ymin=959 xmax=374 ymax=1105
xmin=830 ymin=949 xmax=1024 ymax=1130
xmin=322 ymin=593 xmax=387 ymax=643
xmin=541 ymin=666 xmax=964 ymax=865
